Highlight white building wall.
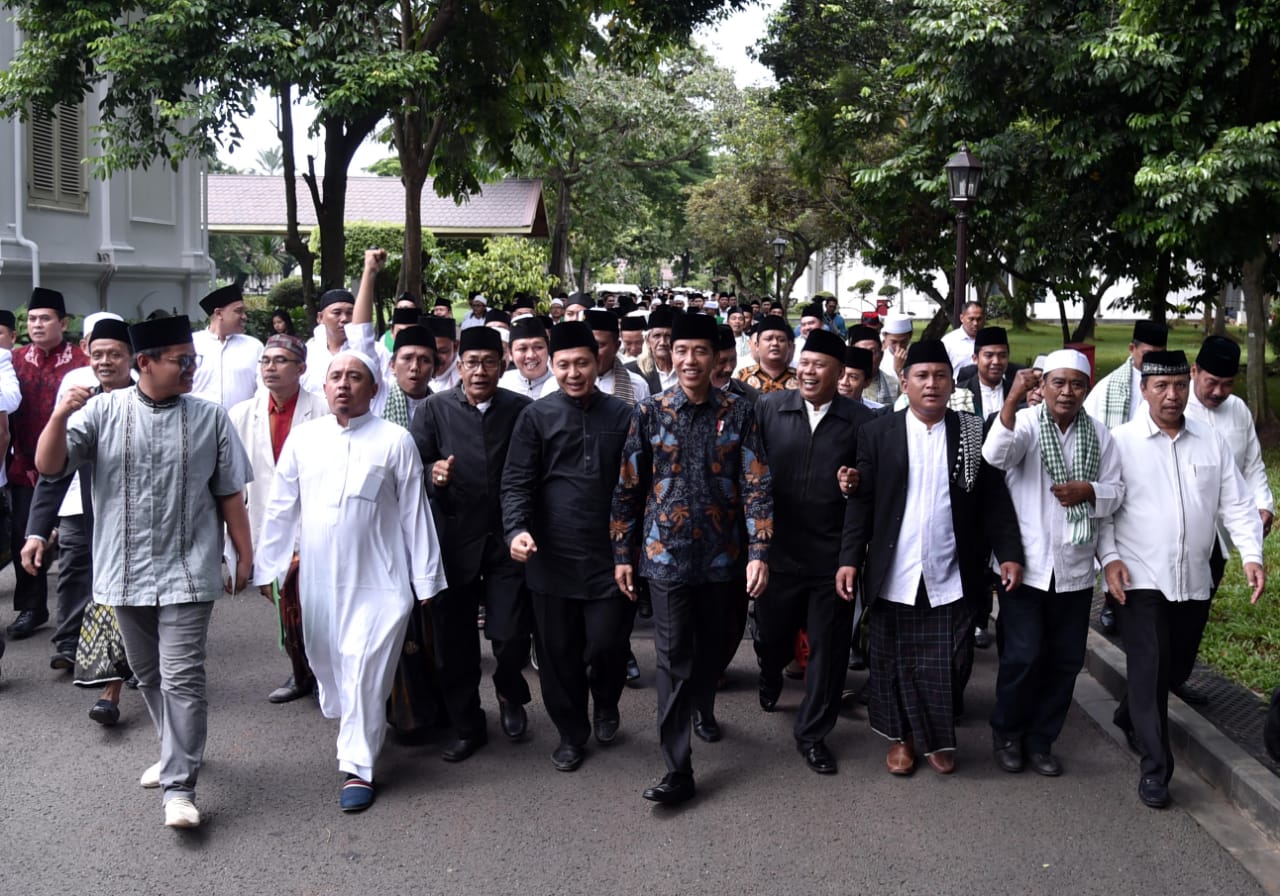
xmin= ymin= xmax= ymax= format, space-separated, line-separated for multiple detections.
xmin=0 ymin=22 xmax=210 ymax=321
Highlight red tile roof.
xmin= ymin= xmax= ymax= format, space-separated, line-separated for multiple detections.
xmin=206 ymin=174 xmax=548 ymax=238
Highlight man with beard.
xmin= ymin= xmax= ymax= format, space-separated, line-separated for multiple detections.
xmin=612 ymin=312 xmax=772 ymax=806
xmin=412 ymin=326 xmax=535 ymax=761
xmin=502 ymin=322 xmax=634 ymax=772
xmin=982 ymin=350 xmax=1124 ymax=776
xmin=736 ymin=316 xmax=798 ymax=393
xmin=755 ymin=329 xmax=873 ymax=775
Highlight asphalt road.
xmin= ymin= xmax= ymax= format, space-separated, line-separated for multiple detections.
xmin=0 ymin=580 xmax=1266 ymax=896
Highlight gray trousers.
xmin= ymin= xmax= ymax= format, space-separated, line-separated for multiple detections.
xmin=50 ymin=514 xmax=93 ymax=655
xmin=115 ymin=602 xmax=214 ymax=801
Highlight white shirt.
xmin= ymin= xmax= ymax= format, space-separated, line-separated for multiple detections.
xmin=55 ymin=366 xmax=137 ymax=518
xmin=882 ymin=411 xmax=964 ymax=607
xmin=805 ymin=399 xmax=831 ymax=433
xmin=978 ymin=381 xmax=1004 ymax=418
xmin=430 ymin=365 xmax=461 ymax=394
xmin=498 ymin=367 xmax=556 ymax=399
xmin=1186 ymin=390 xmax=1275 ymax=549
xmin=1098 ymin=413 xmax=1263 ymax=602
xmin=657 ymin=364 xmax=679 ymax=391
xmin=459 ymin=313 xmax=487 ymax=331
xmin=983 ymin=408 xmax=1125 ymax=592
xmin=941 ymin=328 xmax=975 ymax=376
xmin=1083 ymin=361 xmax=1147 ymax=427
xmin=300 ymin=325 xmax=350 ymax=396
xmin=0 ymin=348 xmax=22 ymax=488
xmin=191 ymin=329 xmax=264 ymax=409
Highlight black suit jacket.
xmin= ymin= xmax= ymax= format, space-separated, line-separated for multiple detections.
xmin=838 ymin=408 xmax=1023 ymax=606
xmin=955 ymin=363 xmax=1025 ymax=420
xmin=411 ymin=385 xmax=532 ymax=584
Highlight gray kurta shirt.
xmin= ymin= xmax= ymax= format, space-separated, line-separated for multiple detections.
xmin=60 ymin=387 xmax=252 ymax=606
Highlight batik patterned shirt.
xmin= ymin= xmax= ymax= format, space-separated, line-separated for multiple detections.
xmin=9 ymin=341 xmax=88 ymax=487
xmin=737 ymin=364 xmax=798 ymax=394
xmin=611 ymin=385 xmax=772 ymax=583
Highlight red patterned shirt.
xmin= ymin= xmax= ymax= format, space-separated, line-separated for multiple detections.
xmin=9 ymin=341 xmax=89 ymax=487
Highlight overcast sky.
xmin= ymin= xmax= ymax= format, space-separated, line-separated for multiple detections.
xmin=218 ymin=0 xmax=781 ymax=174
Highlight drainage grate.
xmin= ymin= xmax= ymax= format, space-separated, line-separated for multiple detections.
xmin=1090 ymin=590 xmax=1279 ymax=777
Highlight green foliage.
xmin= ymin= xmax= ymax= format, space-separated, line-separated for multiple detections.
xmin=458 ymin=238 xmax=555 ymax=305
xmin=308 ymin=222 xmax=443 ymax=294
xmin=266 ymin=276 xmax=319 ymax=310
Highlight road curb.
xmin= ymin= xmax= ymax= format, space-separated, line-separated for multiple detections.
xmin=1085 ymin=630 xmax=1280 ymax=839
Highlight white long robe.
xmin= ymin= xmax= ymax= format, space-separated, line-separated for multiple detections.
xmin=253 ymin=411 xmax=447 ymax=779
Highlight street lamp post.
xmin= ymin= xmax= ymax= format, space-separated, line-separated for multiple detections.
xmin=771 ymin=236 xmax=788 ymax=307
xmin=945 ymin=146 xmax=984 ymax=321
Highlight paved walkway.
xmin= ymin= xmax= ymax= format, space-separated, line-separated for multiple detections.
xmin=0 ymin=586 xmax=1271 ymax=896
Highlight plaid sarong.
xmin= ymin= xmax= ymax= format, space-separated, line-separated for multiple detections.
xmin=1037 ymin=403 xmax=1101 ymax=545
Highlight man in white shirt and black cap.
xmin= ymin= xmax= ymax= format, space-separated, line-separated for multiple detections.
xmin=301 ymin=289 xmax=356 ymax=395
xmin=1100 ymin=349 xmax=1264 ymax=809
xmin=498 ymin=318 xmax=555 ymax=399
xmin=982 ymin=349 xmax=1124 ymax=776
xmin=191 ymin=284 xmax=264 ymax=408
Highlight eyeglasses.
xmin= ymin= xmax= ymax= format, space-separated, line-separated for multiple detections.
xmin=160 ymin=354 xmax=201 ymax=372
xmin=259 ymin=355 xmax=300 ymax=367
xmin=460 ymin=358 xmax=501 ymax=371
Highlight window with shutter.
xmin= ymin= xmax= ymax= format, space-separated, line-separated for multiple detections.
xmin=27 ymin=102 xmax=87 ymax=212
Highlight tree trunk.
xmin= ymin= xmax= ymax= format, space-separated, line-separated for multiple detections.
xmin=1242 ymin=248 xmax=1273 ymax=425
xmin=276 ymin=85 xmax=317 ymax=318
xmin=547 ymin=171 xmax=572 ymax=288
xmin=1068 ymin=274 xmax=1116 ymax=343
xmin=921 ymin=306 xmax=951 ymax=340
xmin=1213 ymin=285 xmax=1229 ymax=336
xmin=1007 ymin=277 xmax=1030 ymax=332
xmin=1146 ymin=250 xmax=1173 ymax=328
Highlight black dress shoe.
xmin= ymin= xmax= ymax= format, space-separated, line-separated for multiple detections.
xmin=848 ymin=646 xmax=866 ymax=671
xmin=50 ymin=650 xmax=76 ymax=671
xmin=89 ymin=699 xmax=120 ymax=726
xmin=692 ymin=711 xmax=721 ymax=743
xmin=625 ymin=654 xmax=641 ymax=686
xmin=268 ymin=674 xmax=314 ymax=704
xmin=1028 ymin=752 xmax=1063 ymax=777
xmin=993 ymin=734 xmax=1024 ymax=773
xmin=594 ymin=713 xmax=620 ymax=746
xmin=551 ymin=742 xmax=584 ymax=772
xmin=1099 ymin=605 xmax=1117 ymax=634
xmin=1172 ymin=683 xmax=1209 ymax=706
xmin=759 ymin=673 xmax=782 ymax=712
xmin=973 ymin=626 xmax=992 ymax=650
xmin=1138 ymin=775 xmax=1170 ymax=809
xmin=500 ymin=699 xmax=528 ymax=739
xmin=642 ymin=771 xmax=695 ymax=805
xmin=7 ymin=610 xmax=49 ymax=639
xmin=441 ymin=733 xmax=488 ymax=762
xmin=800 ymin=741 xmax=837 ymax=774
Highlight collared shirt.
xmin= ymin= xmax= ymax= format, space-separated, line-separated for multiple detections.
xmin=9 ymin=340 xmax=89 ymax=488
xmin=982 ymin=407 xmax=1125 ymax=592
xmin=61 ymin=387 xmax=252 ymax=606
xmin=430 ymin=364 xmax=461 ymax=394
xmin=882 ymin=411 xmax=964 ymax=607
xmin=1185 ymin=391 xmax=1276 ymax=530
xmin=1099 ymin=413 xmax=1263 ymax=602
xmin=268 ymin=390 xmax=301 ymax=462
xmin=300 ymin=326 xmax=350 ymax=396
xmin=941 ymin=328 xmax=975 ymax=376
xmin=737 ymin=363 xmax=799 ymax=394
xmin=191 ymin=329 xmax=264 ymax=408
xmin=498 ymin=367 xmax=556 ymax=399
xmin=805 ymin=399 xmax=830 ymax=433
xmin=657 ymin=364 xmax=679 ymax=391
xmin=978 ymin=381 xmax=1004 ymax=418
xmin=612 ymin=386 xmax=773 ymax=583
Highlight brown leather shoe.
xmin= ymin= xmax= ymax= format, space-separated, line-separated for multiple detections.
xmin=926 ymin=750 xmax=956 ymax=775
xmin=886 ymin=740 xmax=915 ymax=775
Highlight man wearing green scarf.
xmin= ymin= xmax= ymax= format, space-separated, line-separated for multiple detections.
xmin=982 ymin=349 xmax=1125 ymax=777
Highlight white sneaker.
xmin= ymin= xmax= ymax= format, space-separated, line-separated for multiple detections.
xmin=163 ymin=797 xmax=201 ymax=828
xmin=140 ymin=761 xmax=162 ymax=788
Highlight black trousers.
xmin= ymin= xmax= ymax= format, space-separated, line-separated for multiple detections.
xmin=754 ymin=572 xmax=853 ymax=747
xmin=1169 ymin=543 xmax=1227 ymax=691
xmin=429 ymin=560 xmax=532 ymax=741
xmin=696 ymin=575 xmax=748 ymax=718
xmin=990 ymin=581 xmax=1092 ymax=754
xmin=49 ymin=513 xmax=93 ymax=655
xmin=1113 ymin=589 xmax=1211 ymax=783
xmin=8 ymin=485 xmax=48 ymax=614
xmin=532 ymin=591 xmax=635 ymax=747
xmin=649 ymin=579 xmax=738 ymax=775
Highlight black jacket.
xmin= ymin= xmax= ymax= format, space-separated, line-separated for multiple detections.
xmin=501 ymin=389 xmax=632 ymax=599
xmin=839 ymin=408 xmax=1023 ymax=605
xmin=411 ymin=385 xmax=531 ymax=584
xmin=755 ymin=390 xmax=874 ymax=577
xmin=955 ymin=363 xmax=1026 ymax=420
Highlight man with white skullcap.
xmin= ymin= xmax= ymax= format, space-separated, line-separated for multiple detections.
xmin=254 ymin=348 xmax=447 ymax=814
xmin=981 ymin=349 xmax=1125 ymax=778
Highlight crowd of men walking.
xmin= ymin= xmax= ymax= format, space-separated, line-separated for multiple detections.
xmin=1 ymin=251 xmax=1277 ymax=828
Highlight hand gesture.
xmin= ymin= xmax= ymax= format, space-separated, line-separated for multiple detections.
xmin=510 ymin=532 xmax=538 ymax=563
xmin=431 ymin=455 xmax=455 ymax=488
